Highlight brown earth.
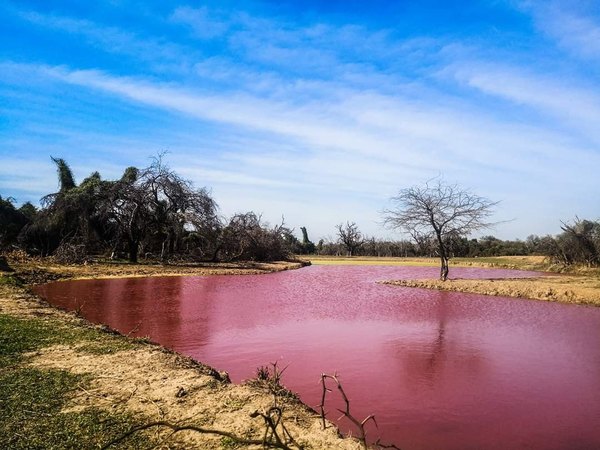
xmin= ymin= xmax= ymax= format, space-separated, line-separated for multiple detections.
xmin=0 ymin=253 xmax=365 ymax=449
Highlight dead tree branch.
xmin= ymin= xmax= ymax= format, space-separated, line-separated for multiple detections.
xmin=319 ymin=373 xmax=401 ymax=450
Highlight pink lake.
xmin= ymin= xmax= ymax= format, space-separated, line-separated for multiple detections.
xmin=34 ymin=265 xmax=600 ymax=449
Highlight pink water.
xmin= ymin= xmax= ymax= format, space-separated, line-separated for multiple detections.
xmin=35 ymin=265 xmax=600 ymax=449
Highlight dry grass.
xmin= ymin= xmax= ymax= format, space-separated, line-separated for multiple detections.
xmin=307 ymin=255 xmax=441 ymax=267
xmin=6 ymin=257 xmax=304 ymax=285
xmin=306 ymin=254 xmax=549 ymax=269
xmin=382 ymin=275 xmax=600 ymax=306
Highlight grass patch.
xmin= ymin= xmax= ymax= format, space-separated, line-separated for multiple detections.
xmin=308 ymin=256 xmax=440 ymax=266
xmin=0 ymin=314 xmax=152 ymax=449
xmin=0 ymin=367 xmax=150 ymax=449
xmin=0 ymin=273 xmax=23 ymax=286
xmin=0 ymin=314 xmax=136 ymax=368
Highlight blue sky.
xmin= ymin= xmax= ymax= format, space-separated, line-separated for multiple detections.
xmin=1 ymin=0 xmax=599 ymax=241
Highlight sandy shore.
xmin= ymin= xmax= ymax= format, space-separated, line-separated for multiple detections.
xmin=382 ymin=275 xmax=600 ymax=306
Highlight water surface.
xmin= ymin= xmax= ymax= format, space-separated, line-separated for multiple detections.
xmin=35 ymin=266 xmax=600 ymax=449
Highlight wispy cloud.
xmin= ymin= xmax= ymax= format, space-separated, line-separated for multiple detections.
xmin=17 ymin=9 xmax=196 ymax=72
xmin=170 ymin=6 xmax=230 ymax=39
xmin=448 ymin=62 xmax=600 ymax=144
xmin=31 ymin=63 xmax=556 ymax=174
xmin=522 ymin=1 xmax=600 ymax=61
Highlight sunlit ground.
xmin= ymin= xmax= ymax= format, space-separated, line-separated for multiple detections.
xmin=305 ymin=255 xmax=547 ymax=269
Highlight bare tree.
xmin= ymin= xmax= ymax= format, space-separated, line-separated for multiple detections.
xmin=383 ymin=179 xmax=498 ymax=281
xmin=556 ymin=217 xmax=600 ymax=266
xmin=336 ymin=221 xmax=363 ymax=256
xmin=99 ymin=156 xmax=218 ymax=263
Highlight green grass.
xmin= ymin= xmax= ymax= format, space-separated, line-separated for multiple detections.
xmin=0 ymin=367 xmax=150 ymax=449
xmin=0 ymin=314 xmax=136 ymax=368
xmin=0 ymin=273 xmax=23 ymax=286
xmin=0 ymin=314 xmax=152 ymax=449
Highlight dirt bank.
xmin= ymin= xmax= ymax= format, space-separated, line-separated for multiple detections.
xmin=0 ymin=255 xmax=364 ymax=449
xmin=381 ymin=276 xmax=600 ymax=306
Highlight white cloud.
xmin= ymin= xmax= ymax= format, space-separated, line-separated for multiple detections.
xmin=12 ymin=61 xmax=597 ymax=194
xmin=523 ymin=1 xmax=600 ymax=60
xmin=448 ymin=62 xmax=600 ymax=144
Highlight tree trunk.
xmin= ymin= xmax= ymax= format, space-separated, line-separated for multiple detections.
xmin=434 ymin=228 xmax=449 ymax=281
xmin=440 ymin=255 xmax=449 ymax=281
xmin=128 ymin=239 xmax=139 ymax=263
xmin=161 ymin=239 xmax=167 ymax=262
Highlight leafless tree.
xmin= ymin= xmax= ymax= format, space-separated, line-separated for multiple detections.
xmin=556 ymin=217 xmax=600 ymax=266
xmin=100 ymin=156 xmax=218 ymax=263
xmin=336 ymin=221 xmax=363 ymax=256
xmin=383 ymin=179 xmax=498 ymax=281
xmin=215 ymin=212 xmax=293 ymax=262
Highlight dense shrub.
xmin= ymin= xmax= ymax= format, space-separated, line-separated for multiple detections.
xmin=7 ymin=157 xmax=294 ymax=263
xmin=216 ymin=212 xmax=293 ymax=261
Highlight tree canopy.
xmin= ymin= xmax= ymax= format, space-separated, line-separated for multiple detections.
xmin=384 ymin=179 xmax=498 ymax=280
xmin=336 ymin=221 xmax=363 ymax=256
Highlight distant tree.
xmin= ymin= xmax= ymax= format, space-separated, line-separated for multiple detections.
xmin=525 ymin=234 xmax=541 ymax=254
xmin=19 ymin=155 xmax=220 ymax=263
xmin=316 ymin=239 xmax=324 ymax=254
xmin=141 ymin=156 xmax=218 ymax=261
xmin=19 ymin=157 xmax=94 ymax=255
xmin=51 ymin=157 xmax=76 ymax=192
xmin=18 ymin=202 xmax=38 ymax=221
xmin=336 ymin=221 xmax=363 ymax=256
xmin=100 ymin=156 xmax=219 ymax=263
xmin=300 ymin=226 xmax=316 ymax=254
xmin=384 ymin=179 xmax=498 ymax=281
xmin=100 ymin=165 xmax=146 ymax=262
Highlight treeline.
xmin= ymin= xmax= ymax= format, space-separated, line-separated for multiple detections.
xmin=0 ymin=157 xmax=300 ymax=263
xmin=320 ymin=219 xmax=600 ymax=267
xmin=313 ymin=235 xmax=533 ymax=258
xmin=2 ymin=158 xmax=598 ymax=268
